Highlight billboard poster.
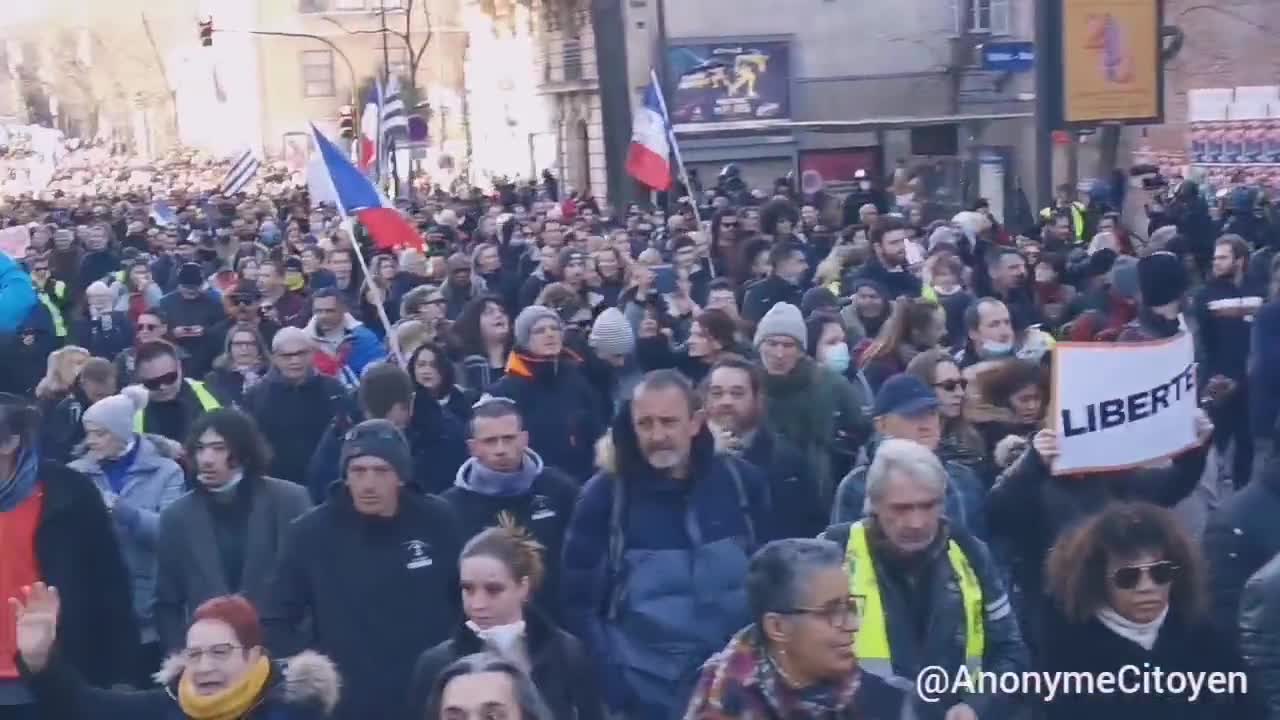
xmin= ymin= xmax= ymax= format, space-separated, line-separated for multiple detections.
xmin=1061 ymin=0 xmax=1163 ymax=125
xmin=798 ymin=148 xmax=879 ymax=198
xmin=667 ymin=41 xmax=790 ymax=126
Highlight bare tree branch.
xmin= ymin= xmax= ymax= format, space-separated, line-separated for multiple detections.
xmin=321 ymin=16 xmax=386 ymax=36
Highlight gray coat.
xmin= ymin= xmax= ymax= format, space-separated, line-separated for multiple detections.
xmin=154 ymin=475 xmax=311 ymax=650
xmin=67 ymin=434 xmax=186 ymax=643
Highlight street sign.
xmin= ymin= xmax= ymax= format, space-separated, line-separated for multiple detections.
xmin=981 ymin=42 xmax=1035 ymax=73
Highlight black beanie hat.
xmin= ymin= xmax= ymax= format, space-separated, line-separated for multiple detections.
xmin=1137 ymin=251 xmax=1188 ymax=308
xmin=341 ymin=419 xmax=413 ymax=486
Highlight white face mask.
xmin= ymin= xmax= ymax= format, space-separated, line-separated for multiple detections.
xmin=860 ymin=181 xmax=872 ymax=191
xmin=980 ymin=340 xmax=1015 ymax=358
xmin=821 ymin=343 xmax=851 ymax=374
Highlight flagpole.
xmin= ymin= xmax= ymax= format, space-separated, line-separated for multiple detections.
xmin=341 ymin=217 xmax=404 ymax=366
xmin=648 ymin=69 xmax=711 ymax=277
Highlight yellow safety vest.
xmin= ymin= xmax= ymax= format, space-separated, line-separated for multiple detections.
xmin=133 ymin=379 xmax=220 ymax=432
xmin=36 ymin=281 xmax=67 ymax=338
xmin=1039 ymin=202 xmax=1086 ymax=243
xmin=845 ymin=521 xmax=984 ymax=678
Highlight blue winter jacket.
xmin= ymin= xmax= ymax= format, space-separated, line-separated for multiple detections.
xmin=560 ymin=403 xmax=774 ymax=719
xmin=0 ymin=253 xmax=37 ymax=333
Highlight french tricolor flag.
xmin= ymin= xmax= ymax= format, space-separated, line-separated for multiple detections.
xmin=626 ymin=70 xmax=673 ymax=191
xmin=309 ymin=124 xmax=423 ymax=252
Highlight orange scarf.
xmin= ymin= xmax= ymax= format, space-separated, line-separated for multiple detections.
xmin=178 ymin=655 xmax=271 ymax=720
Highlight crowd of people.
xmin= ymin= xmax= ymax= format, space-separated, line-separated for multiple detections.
xmin=0 ymin=159 xmax=1278 ymax=720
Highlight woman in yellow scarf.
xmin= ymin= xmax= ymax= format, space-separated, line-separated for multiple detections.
xmin=13 ymin=586 xmax=340 ymax=720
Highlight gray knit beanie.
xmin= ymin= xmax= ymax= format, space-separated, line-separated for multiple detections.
xmin=753 ymin=302 xmax=807 ymax=348
xmin=341 ymin=419 xmax=413 ymax=486
xmin=82 ymin=385 xmax=149 ymax=444
xmin=589 ymin=307 xmax=635 ymax=357
xmin=514 ymin=305 xmax=562 ymax=350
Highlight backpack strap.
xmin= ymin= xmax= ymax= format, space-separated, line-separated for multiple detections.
xmin=606 ymin=477 xmax=626 ymax=620
xmin=723 ymin=456 xmax=757 ymax=549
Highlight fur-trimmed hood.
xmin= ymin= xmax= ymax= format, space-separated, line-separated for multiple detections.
xmin=154 ymin=650 xmax=341 ymax=716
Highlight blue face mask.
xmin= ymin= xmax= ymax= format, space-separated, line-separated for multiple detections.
xmin=821 ymin=343 xmax=851 ymax=374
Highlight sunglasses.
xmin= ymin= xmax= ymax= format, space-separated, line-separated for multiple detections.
xmin=140 ymin=371 xmax=179 ymax=390
xmin=934 ymin=379 xmax=968 ymax=393
xmin=231 ymin=296 xmax=255 ymax=306
xmin=1111 ymin=560 xmax=1179 ymax=590
xmin=136 ymin=323 xmax=162 ymax=331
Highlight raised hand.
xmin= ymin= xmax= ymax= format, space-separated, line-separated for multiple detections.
xmin=9 ymin=583 xmax=60 ymax=672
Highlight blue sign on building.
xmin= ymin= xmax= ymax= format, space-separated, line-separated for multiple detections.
xmin=981 ymin=42 xmax=1035 ymax=73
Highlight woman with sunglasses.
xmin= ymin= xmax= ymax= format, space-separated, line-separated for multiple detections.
xmin=1043 ymin=502 xmax=1258 ymax=720
xmin=684 ymin=538 xmax=907 ymax=720
xmin=905 ymin=349 xmax=989 ymax=478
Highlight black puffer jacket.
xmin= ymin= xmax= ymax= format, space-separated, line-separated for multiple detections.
xmin=243 ymin=371 xmax=351 ymax=486
xmin=1204 ymin=462 xmax=1280 ymax=633
xmin=263 ymin=486 xmax=462 ymax=720
xmin=487 ymin=353 xmax=605 ymax=482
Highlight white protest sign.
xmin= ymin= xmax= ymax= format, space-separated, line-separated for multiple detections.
xmin=0 ymin=225 xmax=30 ymax=259
xmin=1052 ymin=332 xmax=1198 ymax=475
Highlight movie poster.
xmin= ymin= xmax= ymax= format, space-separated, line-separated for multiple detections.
xmin=667 ymin=41 xmax=790 ymax=126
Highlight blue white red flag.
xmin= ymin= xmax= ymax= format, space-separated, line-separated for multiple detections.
xmin=309 ymin=124 xmax=422 ymax=252
xmin=359 ymin=80 xmax=382 ymax=176
xmin=626 ymin=70 xmax=672 ymax=191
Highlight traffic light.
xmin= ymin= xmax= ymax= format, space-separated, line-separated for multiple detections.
xmin=338 ymin=106 xmax=355 ymax=139
xmin=198 ymin=19 xmax=214 ymax=47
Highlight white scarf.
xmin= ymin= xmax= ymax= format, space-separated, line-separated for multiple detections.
xmin=466 ymin=620 xmax=529 ymax=669
xmin=1095 ymin=605 xmax=1168 ymax=651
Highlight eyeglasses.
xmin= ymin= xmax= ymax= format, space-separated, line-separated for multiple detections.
xmin=136 ymin=323 xmax=162 ymax=331
xmin=720 ymin=222 xmax=738 ymax=229
xmin=934 ymin=379 xmax=968 ymax=393
xmin=231 ymin=296 xmax=255 ymax=306
xmin=140 ymin=371 xmax=179 ymax=390
xmin=183 ymin=643 xmax=242 ymax=664
xmin=775 ymin=594 xmax=864 ymax=630
xmin=1111 ymin=560 xmax=1180 ymax=590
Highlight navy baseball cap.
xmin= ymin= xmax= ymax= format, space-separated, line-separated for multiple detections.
xmin=873 ymin=374 xmax=940 ymax=418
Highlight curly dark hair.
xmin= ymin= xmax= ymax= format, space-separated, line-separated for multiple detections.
xmin=976 ymin=358 xmax=1047 ymax=411
xmin=1046 ymin=502 xmax=1208 ymax=624
xmin=452 ymin=294 xmax=509 ymax=358
xmin=184 ymin=408 xmax=273 ymax=480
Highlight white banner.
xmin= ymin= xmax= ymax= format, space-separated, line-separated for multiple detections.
xmin=1052 ymin=332 xmax=1199 ymax=475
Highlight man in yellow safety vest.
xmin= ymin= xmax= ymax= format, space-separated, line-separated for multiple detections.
xmin=131 ymin=340 xmax=221 ymax=443
xmin=821 ymin=438 xmax=1028 ymax=720
xmin=28 ymin=255 xmax=68 ymax=342
xmin=1039 ymin=183 xmax=1086 ymax=245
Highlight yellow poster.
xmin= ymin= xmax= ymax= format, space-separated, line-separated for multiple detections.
xmin=1062 ymin=0 xmax=1161 ymax=123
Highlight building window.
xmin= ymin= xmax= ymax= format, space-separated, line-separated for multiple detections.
xmin=302 ymin=50 xmax=336 ymax=97
xmin=956 ymin=0 xmax=1010 ymax=35
xmin=562 ymin=37 xmax=583 ymax=81
xmin=299 ymin=0 xmax=329 ymax=12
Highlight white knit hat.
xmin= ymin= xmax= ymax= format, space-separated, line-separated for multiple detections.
xmin=589 ymin=307 xmax=635 ymax=357
xmin=753 ymin=302 xmax=807 ymax=348
xmin=82 ymin=385 xmax=149 ymax=444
